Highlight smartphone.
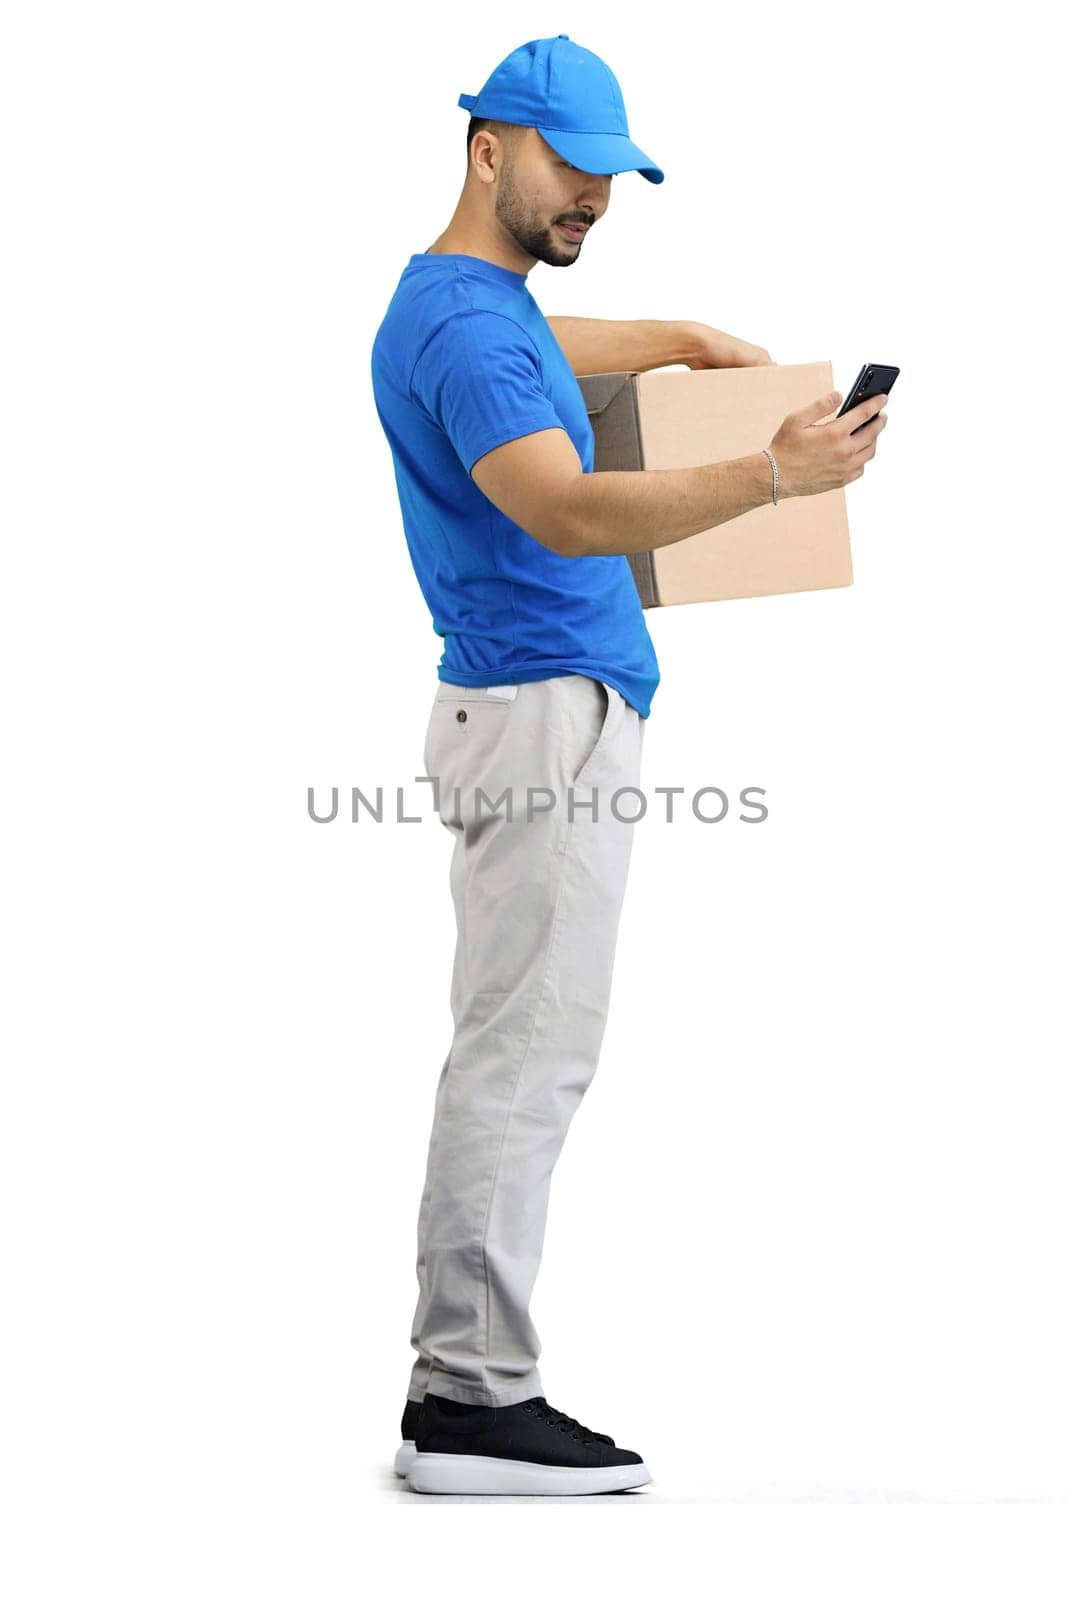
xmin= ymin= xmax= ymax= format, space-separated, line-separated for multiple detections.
xmin=837 ymin=363 xmax=899 ymax=432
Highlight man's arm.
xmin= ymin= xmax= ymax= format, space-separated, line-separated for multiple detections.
xmin=470 ymin=426 xmax=774 ymax=559
xmin=545 ymin=317 xmax=705 ymax=376
xmin=545 ymin=317 xmax=774 ymax=377
xmin=471 ymin=390 xmax=885 ymax=558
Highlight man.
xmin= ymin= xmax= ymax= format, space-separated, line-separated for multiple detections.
xmin=370 ymin=34 xmax=887 ymax=1498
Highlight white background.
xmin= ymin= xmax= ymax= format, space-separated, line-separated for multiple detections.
xmin=3 ymin=0 xmax=1065 ymax=1592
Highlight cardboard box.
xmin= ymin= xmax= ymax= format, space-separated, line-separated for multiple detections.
xmin=577 ymin=362 xmax=852 ymax=608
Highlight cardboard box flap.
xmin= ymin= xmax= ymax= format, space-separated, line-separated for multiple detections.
xmin=578 ymin=371 xmax=638 ymax=421
xmin=579 ymin=372 xmax=657 ymax=606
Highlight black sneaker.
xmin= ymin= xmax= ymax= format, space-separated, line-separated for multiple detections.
xmin=407 ymin=1393 xmax=651 ymax=1496
xmin=394 ymin=1393 xmax=616 ymax=1478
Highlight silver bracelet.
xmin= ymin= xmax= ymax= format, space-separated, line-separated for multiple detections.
xmin=761 ymin=446 xmax=779 ymax=506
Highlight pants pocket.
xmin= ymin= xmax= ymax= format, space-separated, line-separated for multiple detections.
xmin=569 ymin=678 xmax=615 ymax=791
xmin=423 ymin=688 xmax=516 ymax=786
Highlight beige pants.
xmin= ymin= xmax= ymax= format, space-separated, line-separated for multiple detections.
xmin=407 ymin=674 xmax=646 ymax=1406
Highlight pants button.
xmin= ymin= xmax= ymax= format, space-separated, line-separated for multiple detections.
xmin=456 ymin=709 xmax=467 ymax=723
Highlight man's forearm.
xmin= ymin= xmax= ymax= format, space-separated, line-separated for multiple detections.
xmin=567 ymin=453 xmax=776 ymax=557
xmin=545 ymin=316 xmax=703 ymax=376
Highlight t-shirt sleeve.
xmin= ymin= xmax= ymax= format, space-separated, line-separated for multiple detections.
xmin=409 ymin=309 xmax=567 ymax=475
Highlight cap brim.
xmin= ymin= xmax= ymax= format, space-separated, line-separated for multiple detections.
xmin=537 ymin=126 xmax=664 ymax=184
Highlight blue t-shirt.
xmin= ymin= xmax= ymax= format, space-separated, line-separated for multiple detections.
xmin=370 ymin=252 xmax=660 ymax=718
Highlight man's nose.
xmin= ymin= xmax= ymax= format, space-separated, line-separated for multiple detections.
xmin=576 ymin=173 xmax=611 ymax=213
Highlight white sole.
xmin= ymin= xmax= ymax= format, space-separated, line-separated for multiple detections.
xmin=394 ymin=1440 xmax=416 ymax=1477
xmin=407 ymin=1452 xmax=652 ymax=1496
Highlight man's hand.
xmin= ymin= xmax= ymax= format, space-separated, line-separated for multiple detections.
xmin=681 ymin=322 xmax=777 ymax=371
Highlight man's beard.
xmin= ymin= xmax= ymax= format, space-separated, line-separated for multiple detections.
xmin=494 ymin=165 xmax=584 ymax=268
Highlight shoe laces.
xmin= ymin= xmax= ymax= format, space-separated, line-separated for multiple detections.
xmin=521 ymin=1396 xmax=598 ymax=1444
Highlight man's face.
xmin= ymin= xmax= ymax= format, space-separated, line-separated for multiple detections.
xmin=493 ymin=128 xmax=612 ymax=267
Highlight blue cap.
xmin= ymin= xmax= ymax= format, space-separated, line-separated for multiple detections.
xmin=458 ymin=35 xmax=664 ymax=185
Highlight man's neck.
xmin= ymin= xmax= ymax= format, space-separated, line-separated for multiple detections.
xmin=425 ymin=231 xmax=533 ymax=276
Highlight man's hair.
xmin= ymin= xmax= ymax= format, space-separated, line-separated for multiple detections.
xmin=466 ymin=116 xmax=522 ymax=170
